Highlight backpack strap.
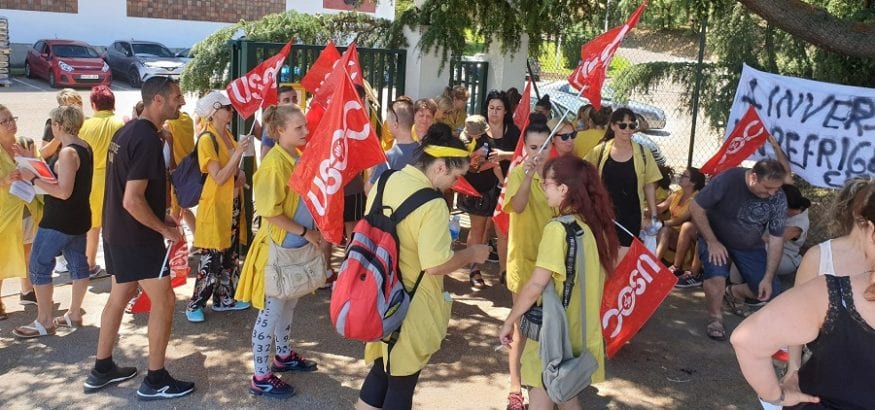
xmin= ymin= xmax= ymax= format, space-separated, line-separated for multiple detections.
xmin=369 ymin=168 xmax=399 ymax=214
xmin=391 ymin=188 xmax=443 ymax=223
xmin=195 ymin=131 xmax=220 ymax=182
xmin=558 ymin=216 xmax=584 ymax=309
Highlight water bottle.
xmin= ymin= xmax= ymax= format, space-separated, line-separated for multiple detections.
xmin=449 ymin=215 xmax=461 ymax=241
xmin=645 ymin=217 xmax=662 ymax=236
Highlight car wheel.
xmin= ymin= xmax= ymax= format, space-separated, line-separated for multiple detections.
xmin=128 ymin=67 xmax=141 ymax=88
xmin=24 ymin=61 xmax=34 ymax=78
xmin=48 ymin=71 xmax=58 ymax=88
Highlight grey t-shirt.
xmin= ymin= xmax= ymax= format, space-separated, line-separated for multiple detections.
xmin=695 ymin=167 xmax=787 ymax=250
xmin=368 ymin=142 xmax=419 ymax=185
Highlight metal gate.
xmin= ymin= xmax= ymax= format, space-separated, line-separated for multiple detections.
xmin=449 ymin=60 xmax=489 ymax=115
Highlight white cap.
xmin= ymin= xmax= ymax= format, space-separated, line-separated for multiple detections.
xmin=195 ymin=91 xmax=232 ymax=118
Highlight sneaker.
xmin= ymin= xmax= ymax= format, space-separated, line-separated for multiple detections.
xmin=19 ymin=291 xmax=37 ymax=305
xmin=674 ymin=273 xmax=703 ymax=289
xmin=250 ymin=374 xmax=296 ymax=398
xmin=507 ymin=391 xmax=525 ymax=410
xmin=211 ymin=300 xmax=251 ymax=312
xmin=136 ymin=375 xmax=195 ymax=401
xmin=185 ymin=308 xmax=205 ymax=322
xmin=54 ymin=259 xmax=69 ymax=273
xmin=83 ymin=365 xmax=138 ymax=393
xmin=745 ymin=298 xmax=767 ymax=308
xmin=89 ymin=265 xmax=108 ymax=279
xmin=271 ymin=351 xmax=318 ymax=372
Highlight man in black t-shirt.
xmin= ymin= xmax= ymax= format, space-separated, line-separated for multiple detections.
xmin=84 ymin=77 xmax=194 ymax=401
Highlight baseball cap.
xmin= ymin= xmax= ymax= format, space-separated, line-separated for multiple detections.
xmin=195 ymin=91 xmax=232 ymax=118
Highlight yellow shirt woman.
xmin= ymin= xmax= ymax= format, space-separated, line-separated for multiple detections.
xmin=503 ymin=166 xmax=554 ymax=294
xmin=666 ymin=190 xmax=697 ymax=230
xmin=194 ymin=123 xmax=237 ymax=250
xmin=584 ymin=139 xmax=662 ymax=215
xmin=79 ymin=110 xmax=123 ymax=228
xmin=520 ymin=216 xmax=607 ymax=386
xmin=363 ymin=165 xmax=454 ymax=376
xmin=235 ymin=145 xmax=301 ymax=310
xmin=0 ymin=147 xmax=26 ymax=279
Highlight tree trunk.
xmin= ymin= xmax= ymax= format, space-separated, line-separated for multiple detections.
xmin=737 ymin=0 xmax=875 ymax=58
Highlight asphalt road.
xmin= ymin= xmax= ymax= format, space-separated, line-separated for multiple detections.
xmin=0 ymin=77 xmax=762 ymax=409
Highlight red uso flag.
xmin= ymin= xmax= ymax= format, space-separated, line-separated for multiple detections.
xmin=300 ymin=41 xmax=341 ymax=94
xmin=310 ymin=43 xmax=364 ymax=110
xmin=290 ymin=70 xmax=386 ymax=244
xmin=601 ymin=238 xmax=676 ymax=358
xmin=226 ymin=40 xmax=293 ymax=119
xmin=492 ymin=80 xmax=532 ymax=235
xmin=568 ymin=0 xmax=647 ymax=110
xmin=700 ymin=105 xmax=770 ymax=176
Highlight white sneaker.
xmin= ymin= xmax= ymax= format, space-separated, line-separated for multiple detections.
xmin=54 ymin=258 xmax=69 ymax=273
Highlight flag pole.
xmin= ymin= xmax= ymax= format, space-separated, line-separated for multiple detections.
xmin=524 ymin=86 xmax=585 ymax=175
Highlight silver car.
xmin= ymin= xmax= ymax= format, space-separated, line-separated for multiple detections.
xmin=106 ymin=40 xmax=187 ymax=88
xmin=533 ymin=81 xmax=668 ymax=130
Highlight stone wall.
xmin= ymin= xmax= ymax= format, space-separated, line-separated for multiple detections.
xmin=126 ymin=0 xmax=284 ymax=23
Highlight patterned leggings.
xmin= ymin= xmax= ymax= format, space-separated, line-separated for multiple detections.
xmin=251 ymin=296 xmax=299 ymax=377
xmin=189 ymin=197 xmax=241 ymax=310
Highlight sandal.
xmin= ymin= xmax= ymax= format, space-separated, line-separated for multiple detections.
xmin=53 ymin=312 xmax=83 ymax=328
xmin=706 ymin=319 xmax=726 ymax=341
xmin=13 ymin=320 xmax=57 ymax=338
xmin=469 ymin=270 xmax=486 ymax=290
xmin=723 ymin=284 xmax=747 ymax=317
xmin=507 ymin=391 xmax=525 ymax=410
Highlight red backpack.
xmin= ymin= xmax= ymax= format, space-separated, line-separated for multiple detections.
xmin=330 ymin=169 xmax=443 ymax=342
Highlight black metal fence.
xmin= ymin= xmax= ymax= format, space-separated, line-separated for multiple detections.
xmin=449 ymin=60 xmax=489 ymax=116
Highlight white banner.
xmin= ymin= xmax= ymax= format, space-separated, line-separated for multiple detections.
xmin=726 ymin=64 xmax=875 ymax=188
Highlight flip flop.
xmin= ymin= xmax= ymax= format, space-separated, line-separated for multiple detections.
xmin=13 ymin=320 xmax=56 ymax=338
xmin=53 ymin=312 xmax=83 ymax=328
xmin=469 ymin=271 xmax=487 ymax=290
xmin=706 ymin=319 xmax=726 ymax=341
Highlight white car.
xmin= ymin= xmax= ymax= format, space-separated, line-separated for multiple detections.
xmin=106 ymin=40 xmax=187 ymax=88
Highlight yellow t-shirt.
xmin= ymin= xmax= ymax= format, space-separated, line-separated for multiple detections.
xmin=584 ymin=139 xmax=662 ymax=214
xmin=363 ymin=165 xmax=455 ymax=376
xmin=440 ymin=110 xmax=466 ymax=134
xmin=79 ymin=110 xmax=123 ymax=228
xmin=667 ymin=190 xmax=697 ymax=231
xmin=166 ymin=112 xmax=195 ymax=165
xmin=193 ymin=125 xmax=237 ymax=250
xmin=573 ymin=128 xmax=604 ymax=158
xmin=235 ymin=145 xmax=301 ymax=310
xmin=520 ymin=216 xmax=607 ymax=387
xmin=503 ymin=166 xmax=554 ymax=294
xmin=0 ymin=147 xmax=25 ymax=279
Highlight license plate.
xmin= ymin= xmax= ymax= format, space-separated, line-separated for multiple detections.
xmin=79 ymin=74 xmax=99 ymax=80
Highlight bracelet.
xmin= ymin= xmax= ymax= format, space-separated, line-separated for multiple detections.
xmin=29 ymin=175 xmax=38 ymax=184
xmin=759 ymin=387 xmax=784 ymax=406
xmin=300 ymin=226 xmax=308 ymax=237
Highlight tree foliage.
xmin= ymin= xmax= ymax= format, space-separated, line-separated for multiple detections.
xmin=179 ymin=10 xmax=404 ymax=94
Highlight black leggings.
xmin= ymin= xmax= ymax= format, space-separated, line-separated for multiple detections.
xmin=359 ymin=358 xmax=421 ymax=410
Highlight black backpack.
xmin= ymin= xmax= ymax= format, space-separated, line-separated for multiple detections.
xmin=170 ymin=131 xmax=218 ymax=208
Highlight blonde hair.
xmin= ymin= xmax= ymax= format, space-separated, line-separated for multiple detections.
xmin=547 ymin=117 xmax=575 ymax=134
xmin=262 ymin=104 xmax=304 ymax=139
xmin=832 ymin=177 xmax=875 ymax=236
xmin=443 ymin=85 xmax=469 ymax=101
xmin=435 ymin=96 xmax=453 ymax=114
xmin=49 ymin=105 xmax=85 ymax=136
xmin=56 ymin=88 xmax=83 ymax=107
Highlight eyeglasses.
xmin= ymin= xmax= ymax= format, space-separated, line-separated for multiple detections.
xmin=555 ymin=131 xmax=577 ymax=141
xmin=615 ymin=122 xmax=638 ymax=130
xmin=0 ymin=116 xmax=17 ymax=127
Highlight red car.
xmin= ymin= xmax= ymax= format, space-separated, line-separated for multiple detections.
xmin=24 ymin=39 xmax=112 ymax=88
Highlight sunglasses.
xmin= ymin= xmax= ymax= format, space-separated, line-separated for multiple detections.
xmin=615 ymin=122 xmax=638 ymax=130
xmin=555 ymin=131 xmax=577 ymax=141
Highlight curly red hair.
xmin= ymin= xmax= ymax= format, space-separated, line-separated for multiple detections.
xmin=90 ymin=85 xmax=115 ymax=111
xmin=544 ymin=155 xmax=619 ymax=273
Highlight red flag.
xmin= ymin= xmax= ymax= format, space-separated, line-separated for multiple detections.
xmin=311 ymin=43 xmax=364 ymax=110
xmin=290 ymin=70 xmax=386 ymax=244
xmin=700 ymin=105 xmax=770 ymax=176
xmin=226 ymin=40 xmax=293 ymax=119
xmin=452 ymin=177 xmax=481 ymax=197
xmin=300 ymin=41 xmax=341 ymax=94
xmin=129 ymin=236 xmax=190 ymax=314
xmin=568 ymin=1 xmax=647 ymax=110
xmin=493 ymin=81 xmax=533 ymax=235
xmin=601 ymin=238 xmax=677 ymax=358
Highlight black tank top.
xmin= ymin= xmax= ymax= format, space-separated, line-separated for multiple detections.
xmin=41 ymin=143 xmax=93 ymax=235
xmin=602 ymin=155 xmax=639 ymax=218
xmin=791 ymin=275 xmax=875 ymax=409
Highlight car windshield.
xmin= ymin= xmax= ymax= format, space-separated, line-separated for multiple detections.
xmin=52 ymin=45 xmax=99 ymax=58
xmin=132 ymin=43 xmax=174 ymax=58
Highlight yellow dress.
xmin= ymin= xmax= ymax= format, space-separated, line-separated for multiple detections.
xmin=503 ymin=167 xmax=554 ymax=294
xmin=667 ymin=190 xmax=697 ymax=231
xmin=194 ymin=124 xmax=237 ymax=250
xmin=79 ymin=110 xmax=123 ymax=228
xmin=363 ymin=165 xmax=454 ymax=376
xmin=235 ymin=145 xmax=300 ymax=310
xmin=520 ymin=216 xmax=607 ymax=387
xmin=0 ymin=147 xmax=26 ymax=279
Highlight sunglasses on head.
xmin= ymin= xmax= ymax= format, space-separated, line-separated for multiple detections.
xmin=615 ymin=122 xmax=638 ymax=130
xmin=556 ymin=131 xmax=576 ymax=141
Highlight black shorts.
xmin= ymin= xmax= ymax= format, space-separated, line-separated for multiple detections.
xmin=104 ymin=240 xmax=168 ymax=283
xmin=344 ymin=192 xmax=366 ymax=222
xmin=457 ymin=186 xmax=500 ymax=217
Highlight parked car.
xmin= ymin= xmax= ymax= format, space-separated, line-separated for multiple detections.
xmin=105 ymin=40 xmax=187 ymax=88
xmin=175 ymin=48 xmax=193 ymax=63
xmin=24 ymin=39 xmax=111 ymax=88
xmin=533 ymin=81 xmax=668 ymax=130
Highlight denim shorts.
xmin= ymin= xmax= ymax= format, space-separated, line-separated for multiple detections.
xmin=697 ymin=237 xmax=782 ymax=298
xmin=29 ymin=227 xmax=89 ymax=285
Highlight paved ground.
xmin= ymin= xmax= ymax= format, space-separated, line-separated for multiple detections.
xmin=0 ymin=77 xmax=763 ymax=409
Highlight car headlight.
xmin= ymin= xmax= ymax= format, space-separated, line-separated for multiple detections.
xmin=102 ymin=62 xmax=110 ymax=72
xmin=58 ymin=61 xmax=74 ymax=72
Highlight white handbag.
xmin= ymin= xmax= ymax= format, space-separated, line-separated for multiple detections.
xmin=264 ymin=240 xmax=327 ymax=300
